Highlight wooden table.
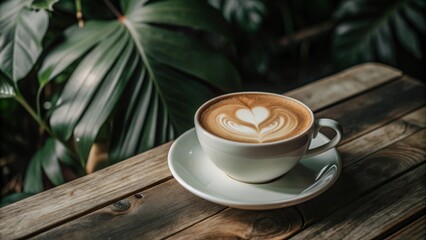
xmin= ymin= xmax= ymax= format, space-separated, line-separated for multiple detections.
xmin=1 ymin=63 xmax=425 ymax=239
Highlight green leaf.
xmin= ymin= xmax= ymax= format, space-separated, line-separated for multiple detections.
xmin=120 ymin=0 xmax=150 ymax=14
xmin=154 ymin=64 xmax=218 ymax=133
xmin=138 ymin=90 xmax=159 ymax=152
xmin=41 ymin=139 xmax=65 ymax=186
xmin=133 ymin=24 xmax=241 ymax=92
xmin=24 ymin=138 xmax=72 ymax=193
xmin=333 ymin=20 xmax=372 ymax=61
xmin=132 ymin=0 xmax=232 ymax=39
xmin=55 ymin=137 xmax=79 ymax=169
xmin=402 ymin=3 xmax=426 ymax=33
xmin=374 ymin=23 xmax=395 ymax=65
xmin=0 ymin=77 xmax=15 ymax=98
xmin=45 ymin=0 xmax=240 ymax=164
xmin=38 ymin=21 xmax=120 ymax=86
xmin=0 ymin=192 xmax=34 ymax=207
xmin=0 ymin=0 xmax=48 ymax=82
xmin=208 ymin=0 xmax=267 ymax=32
xmin=413 ymin=0 xmax=426 ymax=7
xmin=109 ymin=68 xmax=153 ymax=162
xmin=74 ymin=35 xmax=136 ymax=161
xmin=334 ymin=0 xmax=370 ymax=19
xmin=31 ymin=0 xmax=59 ymax=11
xmin=24 ymin=148 xmax=43 ymax=193
xmin=393 ymin=13 xmax=422 ymax=59
xmin=49 ymin=24 xmax=125 ymax=141
xmin=332 ymin=0 xmax=425 ymax=67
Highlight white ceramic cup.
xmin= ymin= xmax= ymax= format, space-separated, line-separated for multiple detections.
xmin=194 ymin=92 xmax=343 ymax=183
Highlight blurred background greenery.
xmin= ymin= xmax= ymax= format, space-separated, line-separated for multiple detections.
xmin=210 ymin=0 xmax=425 ymax=91
xmin=1 ymin=0 xmax=425 ymax=206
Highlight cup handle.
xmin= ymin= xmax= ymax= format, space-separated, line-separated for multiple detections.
xmin=304 ymin=118 xmax=343 ymax=158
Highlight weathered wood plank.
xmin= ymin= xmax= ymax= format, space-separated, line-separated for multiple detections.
xmin=165 ymin=130 xmax=426 ymax=239
xmin=35 ymin=193 xmax=300 ymax=240
xmin=290 ymin=165 xmax=426 ymax=240
xmin=403 ymin=106 xmax=426 ymax=127
xmin=13 ymin=78 xmax=426 ymax=239
xmin=386 ymin=216 xmax=426 ymax=240
xmin=296 ymin=130 xmax=426 ymax=226
xmin=0 ymin=142 xmax=173 ymax=240
xmin=315 ymin=77 xmax=425 ymax=144
xmin=338 ymin=106 xmax=425 ymax=168
xmin=0 ymin=63 xmax=406 ymax=239
xmin=169 ymin=208 xmax=303 ymax=240
xmin=30 ymin=108 xmax=426 ymax=240
xmin=33 ymin=180 xmax=225 ymax=240
xmin=286 ymin=62 xmax=402 ymax=111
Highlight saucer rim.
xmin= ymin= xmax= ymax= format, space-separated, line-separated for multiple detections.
xmin=168 ymin=128 xmax=342 ymax=210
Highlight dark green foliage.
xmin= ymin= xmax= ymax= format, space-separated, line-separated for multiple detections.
xmin=333 ymin=0 xmax=426 ymax=68
xmin=24 ymin=138 xmax=75 ymax=193
xmin=208 ymin=0 xmax=267 ymax=32
xmin=0 ymin=0 xmax=240 ymax=205
xmin=0 ymin=0 xmax=49 ymax=82
xmin=40 ymin=0 xmax=241 ymax=163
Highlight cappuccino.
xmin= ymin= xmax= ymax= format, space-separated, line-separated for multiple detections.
xmin=199 ymin=94 xmax=312 ymax=143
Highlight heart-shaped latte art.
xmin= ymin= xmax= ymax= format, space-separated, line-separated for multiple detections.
xmin=216 ymin=106 xmax=298 ymax=142
xmin=200 ymin=94 xmax=311 ymax=143
xmin=235 ymin=106 xmax=269 ymax=129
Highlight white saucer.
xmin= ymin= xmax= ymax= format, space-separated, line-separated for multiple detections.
xmin=168 ymin=128 xmax=342 ymax=210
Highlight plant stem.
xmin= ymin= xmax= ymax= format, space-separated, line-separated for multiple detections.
xmin=103 ymin=0 xmax=123 ymax=20
xmin=13 ymin=84 xmax=84 ymax=173
xmin=75 ymin=0 xmax=84 ymax=27
xmin=36 ymin=87 xmax=42 ymax=117
xmin=14 ymin=93 xmax=54 ymax=137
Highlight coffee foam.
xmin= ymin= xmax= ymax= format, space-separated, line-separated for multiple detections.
xmin=199 ymin=94 xmax=312 ymax=143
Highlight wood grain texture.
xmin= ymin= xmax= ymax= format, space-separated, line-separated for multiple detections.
xmin=33 ymin=180 xmax=225 ymax=240
xmin=403 ymin=107 xmax=426 ymax=128
xmin=169 ymin=207 xmax=303 ymax=240
xmin=338 ymin=107 xmax=425 ymax=168
xmin=34 ymin=183 xmax=303 ymax=240
xmin=296 ymin=130 xmax=426 ymax=226
xmin=0 ymin=63 xmax=405 ymax=239
xmin=386 ymin=216 xmax=426 ymax=240
xmin=0 ymin=64 xmax=416 ymax=239
xmin=315 ymin=77 xmax=425 ymax=144
xmin=0 ymin=142 xmax=173 ymax=239
xmin=286 ymin=62 xmax=402 ymax=111
xmin=29 ymin=108 xmax=425 ymax=240
xmin=290 ymin=164 xmax=426 ymax=240
xmin=164 ymin=130 xmax=425 ymax=239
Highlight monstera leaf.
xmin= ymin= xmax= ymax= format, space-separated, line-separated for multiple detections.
xmin=39 ymin=0 xmax=241 ymax=163
xmin=0 ymin=0 xmax=49 ymax=82
xmin=332 ymin=0 xmax=426 ymax=67
xmin=208 ymin=0 xmax=267 ymax=32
